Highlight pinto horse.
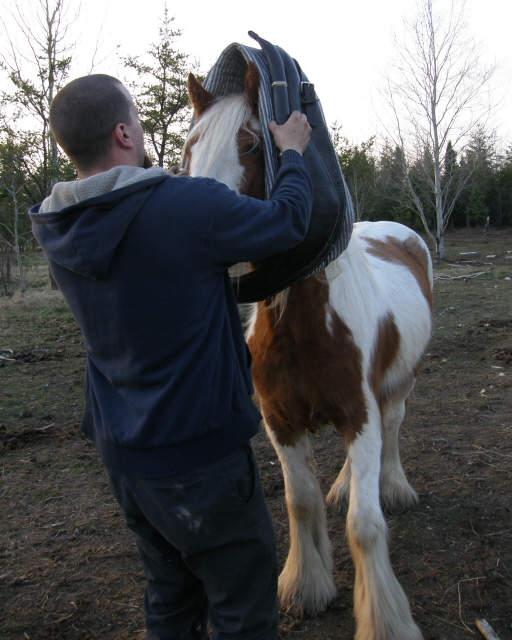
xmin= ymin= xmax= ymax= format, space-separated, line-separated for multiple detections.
xmin=185 ymin=64 xmax=432 ymax=640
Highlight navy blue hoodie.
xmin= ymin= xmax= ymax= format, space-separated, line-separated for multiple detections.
xmin=29 ymin=151 xmax=312 ymax=478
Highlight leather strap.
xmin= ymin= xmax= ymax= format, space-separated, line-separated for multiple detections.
xmin=229 ymin=33 xmax=352 ymax=303
xmin=248 ymin=32 xmax=291 ymax=125
xmin=193 ymin=35 xmax=355 ymax=302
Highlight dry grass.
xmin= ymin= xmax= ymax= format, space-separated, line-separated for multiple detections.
xmin=1 ymin=228 xmax=511 ymax=639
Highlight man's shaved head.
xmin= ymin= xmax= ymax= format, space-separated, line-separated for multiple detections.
xmin=50 ymin=74 xmax=133 ymax=172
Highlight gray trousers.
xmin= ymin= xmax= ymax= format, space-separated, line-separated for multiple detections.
xmin=106 ymin=444 xmax=278 ymax=640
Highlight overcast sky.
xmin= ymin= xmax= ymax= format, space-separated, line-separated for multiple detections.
xmin=6 ymin=0 xmax=512 ymax=144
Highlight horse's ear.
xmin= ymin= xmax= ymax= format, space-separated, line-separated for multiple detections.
xmin=188 ymin=73 xmax=215 ymax=116
xmin=245 ymin=61 xmax=260 ymax=114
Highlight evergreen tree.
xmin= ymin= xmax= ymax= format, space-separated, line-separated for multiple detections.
xmin=465 ymin=187 xmax=489 ymax=227
xmin=374 ymin=141 xmax=423 ymax=230
xmin=460 ymin=126 xmax=496 ymax=227
xmin=495 ymin=147 xmax=512 ymax=225
xmin=442 ymin=141 xmax=464 ymax=227
xmin=333 ymin=125 xmax=378 ymax=221
xmin=123 ymin=9 xmax=198 ymax=168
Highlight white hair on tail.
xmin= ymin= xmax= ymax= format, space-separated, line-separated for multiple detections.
xmin=186 ymin=94 xmax=261 ymax=194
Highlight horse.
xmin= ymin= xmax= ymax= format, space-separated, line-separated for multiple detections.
xmin=184 ymin=63 xmax=433 ymax=640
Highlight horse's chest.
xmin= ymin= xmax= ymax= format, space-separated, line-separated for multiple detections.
xmin=247 ymin=302 xmax=368 ymax=442
xmin=248 ymin=304 xmax=328 ymax=385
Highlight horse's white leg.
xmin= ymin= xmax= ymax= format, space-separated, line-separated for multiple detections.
xmin=348 ymin=400 xmax=423 ymax=640
xmin=328 ymin=380 xmax=420 ymax=513
xmin=380 ymin=384 xmax=419 ymax=511
xmin=265 ymin=425 xmax=336 ymax=615
xmin=326 ymin=455 xmax=351 ymax=509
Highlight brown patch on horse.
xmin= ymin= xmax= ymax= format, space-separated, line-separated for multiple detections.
xmin=187 ymin=73 xmax=216 ymax=117
xmin=365 ymin=235 xmax=433 ymax=311
xmin=369 ymin=313 xmax=401 ymax=409
xmin=238 ymin=127 xmax=265 ymax=200
xmin=238 ymin=62 xmax=264 ymax=200
xmin=181 ymin=133 xmax=198 ymax=166
xmin=245 ymin=61 xmax=260 ymax=115
xmin=249 ymin=276 xmax=368 ymax=447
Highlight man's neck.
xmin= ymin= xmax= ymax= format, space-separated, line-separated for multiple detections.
xmin=77 ymin=167 xmax=108 ymax=180
xmin=77 ymin=154 xmax=141 ymax=180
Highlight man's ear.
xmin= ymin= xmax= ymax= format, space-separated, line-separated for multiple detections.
xmin=112 ymin=123 xmax=134 ymax=150
xmin=188 ymin=73 xmax=216 ymax=117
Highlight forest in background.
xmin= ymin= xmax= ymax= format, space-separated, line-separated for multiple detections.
xmin=1 ymin=0 xmax=511 ymax=295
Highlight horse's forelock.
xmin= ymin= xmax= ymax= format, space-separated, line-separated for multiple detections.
xmin=186 ymin=94 xmax=259 ymax=193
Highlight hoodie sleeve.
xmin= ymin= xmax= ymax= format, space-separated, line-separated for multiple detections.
xmin=202 ymin=150 xmax=313 ymax=268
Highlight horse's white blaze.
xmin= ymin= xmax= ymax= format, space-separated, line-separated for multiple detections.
xmin=186 ymin=88 xmax=432 ymax=640
xmin=186 ymin=95 xmax=260 ymax=194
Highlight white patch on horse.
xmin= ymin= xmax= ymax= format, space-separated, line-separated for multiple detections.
xmin=186 ymin=95 xmax=260 ymax=194
xmin=325 ymin=304 xmax=336 ymax=335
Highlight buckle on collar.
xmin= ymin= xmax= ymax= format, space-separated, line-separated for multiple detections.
xmin=301 ymin=82 xmax=318 ymax=105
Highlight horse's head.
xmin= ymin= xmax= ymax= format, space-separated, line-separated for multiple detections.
xmin=184 ymin=62 xmax=265 ymax=199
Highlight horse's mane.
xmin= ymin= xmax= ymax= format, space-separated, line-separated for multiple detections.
xmin=185 ymin=94 xmax=261 ymax=193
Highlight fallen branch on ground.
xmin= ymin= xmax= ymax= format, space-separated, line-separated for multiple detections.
xmin=435 ymin=270 xmax=491 ymax=281
xmin=35 ymin=423 xmax=55 ymax=431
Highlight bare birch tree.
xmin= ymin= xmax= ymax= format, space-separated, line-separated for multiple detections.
xmin=1 ymin=0 xmax=77 ymax=199
xmin=0 ymin=138 xmax=33 ymax=294
xmin=380 ymin=0 xmax=496 ymax=258
xmin=1 ymin=0 xmax=78 ymax=288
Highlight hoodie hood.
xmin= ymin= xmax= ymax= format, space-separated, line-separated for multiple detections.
xmin=40 ymin=166 xmax=168 ymax=213
xmin=29 ymin=166 xmax=169 ymax=279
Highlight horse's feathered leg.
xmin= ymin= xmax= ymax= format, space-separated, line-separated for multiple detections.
xmin=347 ymin=397 xmax=423 ymax=640
xmin=326 ymin=455 xmax=351 ymax=509
xmin=380 ymin=382 xmax=420 ymax=512
xmin=328 ymin=380 xmax=421 ymax=513
xmin=265 ymin=425 xmax=336 ymax=615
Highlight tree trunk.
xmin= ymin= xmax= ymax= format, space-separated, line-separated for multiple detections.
xmin=437 ymin=228 xmax=445 ymax=261
xmin=13 ymin=187 xmax=27 ymax=293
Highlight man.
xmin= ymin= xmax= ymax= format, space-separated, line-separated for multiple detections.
xmin=29 ymin=74 xmax=312 ymax=640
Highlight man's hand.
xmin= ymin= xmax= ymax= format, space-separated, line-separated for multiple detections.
xmin=167 ymin=165 xmax=189 ymax=177
xmin=268 ymin=111 xmax=311 ymax=156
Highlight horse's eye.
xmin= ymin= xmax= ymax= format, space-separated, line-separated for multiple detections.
xmin=250 ymin=144 xmax=260 ymax=154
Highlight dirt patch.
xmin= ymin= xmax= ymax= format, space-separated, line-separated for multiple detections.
xmin=1 ymin=228 xmax=511 ymax=639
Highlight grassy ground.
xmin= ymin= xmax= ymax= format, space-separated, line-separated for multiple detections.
xmin=1 ymin=229 xmax=511 ymax=639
